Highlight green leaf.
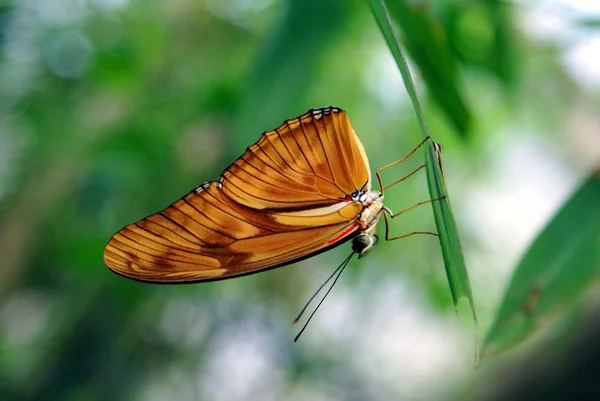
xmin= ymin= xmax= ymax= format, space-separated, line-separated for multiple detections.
xmin=233 ymin=0 xmax=356 ymax=157
xmin=368 ymin=0 xmax=477 ymax=323
xmin=483 ymin=170 xmax=600 ymax=355
xmin=442 ymin=1 xmax=517 ymax=87
xmin=386 ymin=1 xmax=471 ymax=137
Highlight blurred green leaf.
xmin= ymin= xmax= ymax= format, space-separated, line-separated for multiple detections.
xmin=484 ymin=0 xmax=516 ymax=85
xmin=483 ymin=170 xmax=600 ymax=355
xmin=443 ymin=0 xmax=516 ymax=87
xmin=233 ymin=0 xmax=356 ymax=156
xmin=577 ymin=17 xmax=600 ymax=29
xmin=368 ymin=0 xmax=477 ymax=323
xmin=386 ymin=1 xmax=471 ymax=137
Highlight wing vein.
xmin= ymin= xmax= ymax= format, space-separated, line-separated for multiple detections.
xmin=134 ymin=222 xmax=199 ymax=249
xmin=180 ymin=198 xmax=236 ymax=239
xmin=199 ymin=189 xmax=276 ymax=233
xmin=172 ymin=202 xmax=235 ymax=240
xmin=237 ymin=155 xmax=337 ymax=198
xmin=119 ymin=229 xmax=205 ymax=256
xmin=286 ymin=120 xmax=316 ymax=175
xmin=274 ymin=126 xmax=310 ymax=176
xmin=159 ymin=212 xmax=204 ymax=243
xmin=112 ymin=236 xmax=224 ymax=267
xmin=252 ymin=141 xmax=317 ymax=185
xmin=312 ymin=119 xmax=346 ymax=194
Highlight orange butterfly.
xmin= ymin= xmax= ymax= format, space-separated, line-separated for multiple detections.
xmin=104 ymin=107 xmax=431 ymax=283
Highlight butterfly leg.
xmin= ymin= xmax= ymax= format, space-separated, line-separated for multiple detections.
xmin=388 ymin=197 xmax=445 ymax=218
xmin=381 ymin=164 xmax=425 ymax=191
xmin=382 ymin=196 xmax=445 ymax=241
xmin=375 ymin=138 xmax=447 ymax=242
xmin=375 ymin=136 xmax=430 ymax=193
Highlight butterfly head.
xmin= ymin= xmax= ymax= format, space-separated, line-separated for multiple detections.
xmin=352 ymin=233 xmax=379 ymax=257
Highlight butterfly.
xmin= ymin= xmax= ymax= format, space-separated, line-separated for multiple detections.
xmin=104 ymin=106 xmax=433 ymax=283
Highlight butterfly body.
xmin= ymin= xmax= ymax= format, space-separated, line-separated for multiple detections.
xmin=104 ymin=107 xmax=387 ymax=283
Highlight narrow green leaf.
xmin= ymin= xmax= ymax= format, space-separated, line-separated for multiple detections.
xmin=386 ymin=1 xmax=471 ymax=136
xmin=483 ymin=170 xmax=600 ymax=355
xmin=367 ymin=0 xmax=477 ymax=322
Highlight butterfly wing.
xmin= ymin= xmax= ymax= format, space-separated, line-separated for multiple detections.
xmin=104 ymin=107 xmax=370 ymax=283
xmin=221 ymin=107 xmax=371 ymax=209
xmin=104 ymin=183 xmax=363 ymax=282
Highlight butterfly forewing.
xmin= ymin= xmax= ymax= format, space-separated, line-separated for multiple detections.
xmin=222 ymin=108 xmax=370 ymax=209
xmin=104 ymin=107 xmax=370 ymax=283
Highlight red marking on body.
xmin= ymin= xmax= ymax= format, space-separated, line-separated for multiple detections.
xmin=343 ymin=195 xmax=352 ymax=202
xmin=327 ymin=223 xmax=359 ymax=245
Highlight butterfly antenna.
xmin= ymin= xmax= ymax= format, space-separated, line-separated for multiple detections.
xmin=293 ymin=252 xmax=354 ymax=342
xmin=293 ymin=252 xmax=354 ymax=324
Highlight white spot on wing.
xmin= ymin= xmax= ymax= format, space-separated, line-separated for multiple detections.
xmin=195 ymin=181 xmax=211 ymax=192
xmin=311 ymin=106 xmax=342 ymax=119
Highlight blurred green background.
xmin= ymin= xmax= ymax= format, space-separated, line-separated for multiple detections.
xmin=1 ymin=0 xmax=599 ymax=400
